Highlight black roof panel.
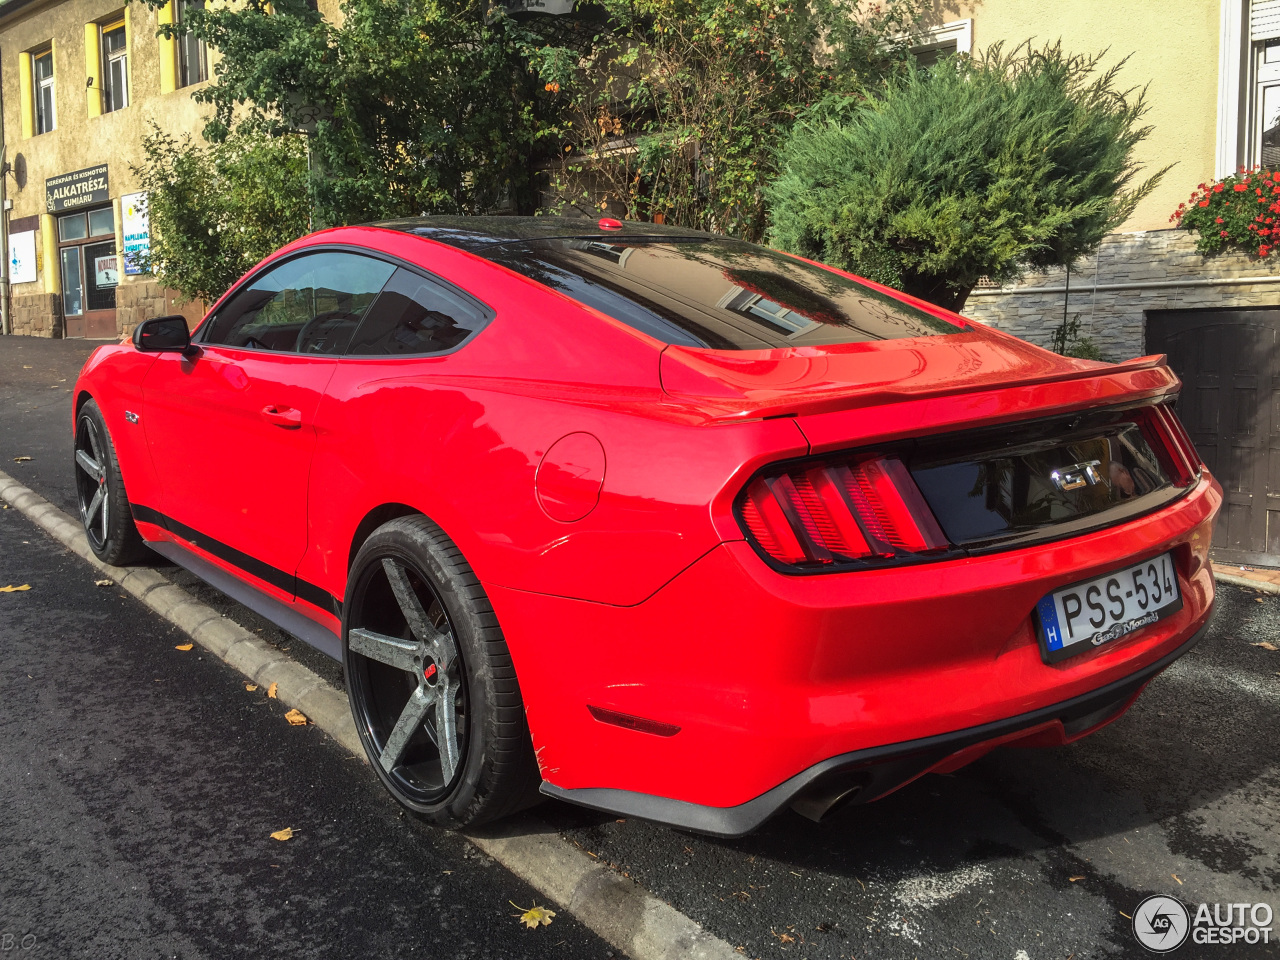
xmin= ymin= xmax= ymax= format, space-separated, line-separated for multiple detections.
xmin=373 ymin=216 xmax=712 ymax=252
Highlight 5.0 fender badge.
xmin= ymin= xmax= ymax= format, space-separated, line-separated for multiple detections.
xmin=124 ymin=410 xmax=139 ymax=424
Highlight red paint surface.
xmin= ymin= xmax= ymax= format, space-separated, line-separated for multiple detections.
xmin=73 ymin=224 xmax=1221 ymax=813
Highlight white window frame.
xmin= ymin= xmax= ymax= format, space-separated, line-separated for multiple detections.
xmin=177 ymin=0 xmax=208 ymax=88
xmin=33 ymin=48 xmax=55 ymax=135
xmin=909 ymin=19 xmax=973 ymax=62
xmin=101 ymin=21 xmax=128 ymax=113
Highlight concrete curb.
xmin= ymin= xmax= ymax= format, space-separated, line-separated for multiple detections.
xmin=0 ymin=469 xmax=741 ymax=960
xmin=1212 ymin=571 xmax=1280 ymax=595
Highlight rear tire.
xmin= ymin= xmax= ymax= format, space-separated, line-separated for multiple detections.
xmin=74 ymin=399 xmax=149 ymax=565
xmin=342 ymin=515 xmax=542 ymax=827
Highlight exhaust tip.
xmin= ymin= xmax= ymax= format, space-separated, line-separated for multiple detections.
xmin=789 ymin=775 xmax=865 ymax=823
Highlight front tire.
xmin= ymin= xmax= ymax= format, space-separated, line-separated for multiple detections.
xmin=74 ymin=399 xmax=149 ymax=565
xmin=342 ymin=515 xmax=541 ymax=827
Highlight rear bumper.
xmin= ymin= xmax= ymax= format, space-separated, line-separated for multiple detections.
xmin=539 ymin=614 xmax=1212 ymax=836
xmin=487 ymin=472 xmax=1220 ymax=821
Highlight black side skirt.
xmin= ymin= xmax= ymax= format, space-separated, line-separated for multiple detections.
xmin=146 ymin=539 xmax=343 ymax=661
xmin=540 ymin=613 xmax=1214 ymax=837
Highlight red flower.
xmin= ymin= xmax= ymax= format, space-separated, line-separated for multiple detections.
xmin=1214 ymin=184 xmax=1224 ymax=192
xmin=1262 ymin=245 xmax=1272 ymax=256
xmin=1235 ymin=183 xmax=1249 ymax=191
xmin=1217 ymin=217 xmax=1225 ymax=223
xmin=1199 ymin=200 xmax=1211 ymax=207
xmin=1222 ymin=230 xmax=1231 ymax=237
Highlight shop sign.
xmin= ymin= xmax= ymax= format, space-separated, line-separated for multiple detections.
xmin=8 ymin=230 xmax=37 ymax=285
xmin=95 ymin=254 xmax=120 ymax=288
xmin=45 ymin=164 xmax=109 ymax=213
xmin=122 ymin=192 xmax=150 ymax=275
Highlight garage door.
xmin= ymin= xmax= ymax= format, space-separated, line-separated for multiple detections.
xmin=1147 ymin=307 xmax=1280 ymax=566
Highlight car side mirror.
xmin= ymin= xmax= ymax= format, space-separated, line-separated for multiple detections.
xmin=133 ymin=315 xmax=191 ymax=353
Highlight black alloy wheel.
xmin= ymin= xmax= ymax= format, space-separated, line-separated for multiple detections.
xmin=343 ymin=516 xmax=541 ymax=826
xmin=73 ymin=399 xmax=148 ymax=565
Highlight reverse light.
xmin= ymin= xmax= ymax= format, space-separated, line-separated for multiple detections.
xmin=738 ymin=455 xmax=948 ymax=570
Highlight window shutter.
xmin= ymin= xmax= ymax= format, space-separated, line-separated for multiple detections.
xmin=1253 ymin=0 xmax=1280 ymax=41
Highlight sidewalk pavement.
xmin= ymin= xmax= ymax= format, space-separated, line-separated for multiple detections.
xmin=1212 ymin=560 xmax=1280 ymax=594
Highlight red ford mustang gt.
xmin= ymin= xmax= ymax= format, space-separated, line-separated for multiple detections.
xmin=72 ymin=217 xmax=1220 ymax=835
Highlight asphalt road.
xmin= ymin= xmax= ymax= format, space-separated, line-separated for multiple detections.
xmin=3 ymin=336 xmax=1279 ymax=960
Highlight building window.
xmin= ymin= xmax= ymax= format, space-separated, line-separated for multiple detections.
xmin=177 ymin=0 xmax=208 ymax=87
xmin=33 ymin=49 xmax=55 ymax=134
xmin=101 ymin=21 xmax=128 ymax=112
xmin=909 ymin=19 xmax=973 ymax=68
xmin=1255 ymin=40 xmax=1280 ymax=166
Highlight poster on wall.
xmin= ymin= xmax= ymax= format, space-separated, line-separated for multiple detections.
xmin=95 ymin=255 xmax=120 ymax=288
xmin=122 ymin=192 xmax=150 ymax=275
xmin=8 ymin=230 xmax=37 ymax=285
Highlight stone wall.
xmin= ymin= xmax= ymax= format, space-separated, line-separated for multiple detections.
xmin=9 ymin=293 xmax=62 ymax=338
xmin=964 ymin=229 xmax=1280 ymax=361
xmin=114 ymin=282 xmax=204 ymax=338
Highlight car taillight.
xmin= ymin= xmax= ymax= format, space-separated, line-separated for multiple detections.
xmin=738 ymin=455 xmax=949 ymax=569
xmin=1135 ymin=404 xmax=1200 ymax=486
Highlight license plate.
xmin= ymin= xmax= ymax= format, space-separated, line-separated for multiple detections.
xmin=1033 ymin=552 xmax=1182 ymax=663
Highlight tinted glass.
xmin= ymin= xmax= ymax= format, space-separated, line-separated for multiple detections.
xmin=204 ymin=252 xmax=395 ymax=353
xmin=347 ymin=267 xmax=486 ymax=356
xmin=475 ymin=238 xmax=957 ymax=350
xmin=58 ymin=213 xmax=87 ymax=242
xmin=88 ymin=207 xmax=114 ymax=237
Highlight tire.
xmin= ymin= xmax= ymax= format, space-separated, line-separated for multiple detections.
xmin=74 ymin=399 xmax=150 ymax=566
xmin=342 ymin=515 xmax=542 ymax=827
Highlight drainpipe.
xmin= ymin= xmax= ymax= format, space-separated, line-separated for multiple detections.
xmin=0 ymin=47 xmax=8 ymax=337
xmin=1 ymin=144 xmax=10 ymax=337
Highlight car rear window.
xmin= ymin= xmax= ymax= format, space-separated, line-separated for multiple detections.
xmin=473 ymin=237 xmax=960 ymax=350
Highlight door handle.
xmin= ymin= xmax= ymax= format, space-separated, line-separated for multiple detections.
xmin=261 ymin=405 xmax=303 ymax=429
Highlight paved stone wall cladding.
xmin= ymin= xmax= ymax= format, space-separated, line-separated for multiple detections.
xmin=964 ymin=228 xmax=1280 ymax=361
xmin=115 ymin=282 xmax=204 ymax=338
xmin=9 ymin=293 xmax=63 ymax=338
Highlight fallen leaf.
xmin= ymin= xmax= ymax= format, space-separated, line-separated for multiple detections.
xmin=1252 ymin=641 xmax=1279 ymax=651
xmin=1119 ymin=911 xmax=1133 ymax=919
xmin=0 ymin=584 xmax=31 ymax=592
xmin=1257 ymin=598 xmax=1267 ymax=603
xmin=245 ymin=683 xmax=258 ymax=692
xmin=95 ymin=579 xmax=113 ymax=587
xmin=1068 ymin=876 xmax=1085 ymax=882
xmin=511 ymin=902 xmax=556 ymax=929
xmin=284 ymin=708 xmax=308 ymax=726
xmin=267 ymin=682 xmax=278 ymax=699
xmin=1172 ymin=873 xmax=1183 ymax=884
xmin=174 ymin=643 xmax=193 ymax=651
xmin=12 ymin=456 xmax=31 ymax=463
xmin=270 ymin=827 xmax=294 ymax=841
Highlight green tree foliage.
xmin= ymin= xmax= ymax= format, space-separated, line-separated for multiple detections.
xmin=766 ymin=43 xmax=1165 ymax=312
xmin=132 ymin=127 xmax=311 ymax=303
xmin=146 ymin=0 xmax=549 ymax=224
xmin=531 ymin=0 xmax=926 ymax=241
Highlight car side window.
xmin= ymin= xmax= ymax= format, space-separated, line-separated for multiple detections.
xmin=203 ymin=252 xmax=396 ymax=354
xmin=346 ymin=267 xmax=487 ymax=356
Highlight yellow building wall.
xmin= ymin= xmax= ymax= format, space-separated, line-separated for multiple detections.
xmin=933 ymin=0 xmax=1220 ymax=232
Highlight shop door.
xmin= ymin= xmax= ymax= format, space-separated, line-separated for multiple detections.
xmin=1147 ymin=307 xmax=1280 ymax=565
xmin=58 ymin=207 xmax=118 ymax=339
